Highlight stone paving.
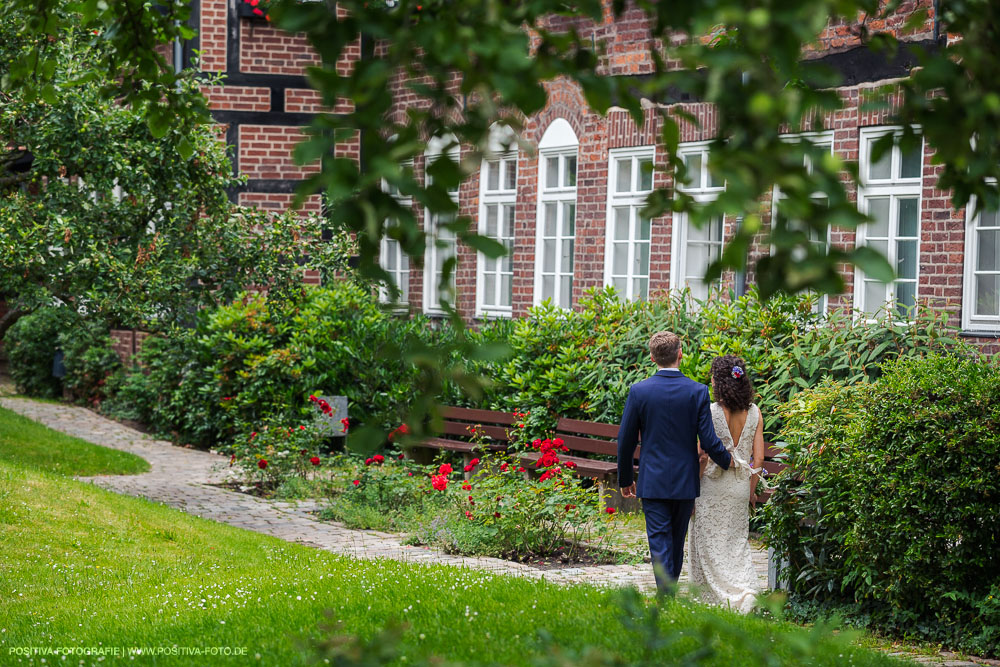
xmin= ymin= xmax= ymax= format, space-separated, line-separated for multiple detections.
xmin=0 ymin=395 xmax=773 ymax=593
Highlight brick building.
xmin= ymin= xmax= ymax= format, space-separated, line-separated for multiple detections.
xmin=187 ymin=0 xmax=996 ymax=353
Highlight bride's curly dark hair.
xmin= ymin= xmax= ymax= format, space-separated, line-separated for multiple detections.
xmin=711 ymin=354 xmax=754 ymax=412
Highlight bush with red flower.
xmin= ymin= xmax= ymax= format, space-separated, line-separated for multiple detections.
xmin=228 ymin=418 xmax=326 ymax=490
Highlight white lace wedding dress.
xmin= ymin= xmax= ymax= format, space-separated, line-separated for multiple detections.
xmin=687 ymin=402 xmax=761 ymax=614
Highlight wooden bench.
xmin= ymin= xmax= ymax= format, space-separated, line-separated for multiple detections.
xmin=407 ymin=406 xmax=515 ymax=475
xmin=517 ymin=417 xmax=639 ymax=510
xmin=753 ymin=442 xmax=788 ymax=507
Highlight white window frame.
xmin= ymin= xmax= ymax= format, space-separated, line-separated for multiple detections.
xmin=379 ymin=163 xmax=413 ymax=308
xmin=423 ymin=137 xmax=460 ymax=315
xmin=963 ymin=190 xmax=1000 ymax=332
xmin=605 ymin=146 xmax=655 ymax=301
xmin=854 ymin=126 xmax=924 ymax=320
xmin=771 ymin=131 xmax=835 ymax=315
xmin=670 ymin=141 xmax=726 ymax=302
xmin=534 ymin=119 xmax=579 ymax=309
xmin=476 ymin=148 xmax=518 ymax=318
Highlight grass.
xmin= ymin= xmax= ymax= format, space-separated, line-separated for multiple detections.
xmin=0 ymin=409 xmax=908 ymax=666
xmin=0 ymin=405 xmax=149 ymax=476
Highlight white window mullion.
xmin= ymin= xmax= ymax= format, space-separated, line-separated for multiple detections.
xmin=963 ymin=198 xmax=1000 ymax=330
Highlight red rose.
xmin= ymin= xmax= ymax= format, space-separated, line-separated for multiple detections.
xmin=365 ymin=458 xmax=374 ymax=466
xmin=253 ymin=7 xmax=263 ymax=15
xmin=536 ymin=451 xmax=560 ymax=468
xmin=500 ymin=463 xmax=509 ymax=471
xmin=463 ymin=465 xmax=472 ymax=472
xmin=539 ymin=470 xmax=555 ymax=482
xmin=564 ymin=461 xmax=577 ymax=469
xmin=300 ymin=449 xmax=308 ymax=455
xmin=494 ymin=512 xmax=501 ymax=518
xmin=229 ymin=454 xmax=236 ymax=467
xmin=462 ymin=483 xmax=471 ymax=491
xmin=469 ymin=458 xmax=480 ymax=466
xmin=352 ymin=479 xmax=360 ymax=486
xmin=250 ymin=0 xmax=258 ymax=5
xmin=431 ymin=474 xmax=448 ymax=491
xmin=532 ymin=439 xmax=542 ymax=449
xmin=565 ymin=504 xmax=576 ymax=510
xmin=517 ymin=466 xmax=526 ymax=473
xmin=398 ymin=454 xmax=405 ymax=460
xmin=465 ymin=510 xmax=473 ymax=520
xmin=605 ymin=507 xmax=616 ymax=515
xmin=340 ymin=418 xmax=350 ymax=433
xmin=310 ymin=456 xmax=321 ymax=466
xmin=438 ymin=464 xmax=453 ymax=476
xmin=408 ymin=472 xmax=413 ymax=477
xmin=257 ymin=459 xmax=268 ymax=469
xmin=553 ymin=438 xmax=564 ymax=447
xmin=250 ymin=432 xmax=257 ymax=439
xmin=373 ymin=455 xmax=385 ymax=464
xmin=309 ymin=395 xmax=317 ymax=402
xmin=299 ymin=425 xmax=306 ymax=430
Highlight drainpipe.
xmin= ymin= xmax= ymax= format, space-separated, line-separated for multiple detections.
xmin=733 ymin=70 xmax=750 ymax=299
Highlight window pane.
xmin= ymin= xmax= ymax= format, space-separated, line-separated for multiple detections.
xmin=898 ymin=197 xmax=919 ymax=237
xmin=710 ymin=216 xmax=724 ymax=242
xmin=485 ymin=204 xmax=498 ymax=237
xmin=613 ymin=242 xmax=628 ymax=275
xmin=708 ymin=163 xmax=723 ymax=189
xmin=638 ymin=216 xmax=651 ymax=241
xmin=484 ymin=274 xmax=496 ymax=306
xmin=561 ymin=239 xmax=573 ymax=270
xmin=543 ymin=239 xmax=556 ymax=272
xmin=563 ymin=203 xmax=576 ymax=236
xmin=976 ymin=274 xmax=1000 ymax=317
xmin=868 ymin=198 xmax=891 ymax=237
xmin=686 ymin=244 xmax=710 ymax=278
xmin=544 ymin=203 xmax=557 ymax=237
xmin=895 ymin=281 xmax=916 ymax=317
xmin=896 ymin=239 xmax=917 ymax=280
xmin=542 ymin=275 xmax=555 ymax=300
xmin=866 ymin=238 xmax=889 ymax=257
xmin=638 ymin=158 xmax=653 ymax=191
xmin=634 ymin=277 xmax=649 ymax=300
xmin=683 ymin=153 xmax=702 ymax=188
xmin=978 ymin=229 xmax=1000 ymax=272
xmin=979 ymin=209 xmax=999 ymax=229
xmin=612 ymin=277 xmax=627 ymax=295
xmin=687 ymin=220 xmax=710 ymax=242
xmin=500 ymin=274 xmax=511 ymax=306
xmin=614 ymin=207 xmax=630 ymax=240
xmin=564 ymin=156 xmax=577 ymax=187
xmin=635 ymin=242 xmax=649 ymax=275
xmin=546 ymin=156 xmax=559 ymax=189
xmin=502 ymin=204 xmax=515 ymax=237
xmin=864 ymin=280 xmax=887 ymax=313
xmin=616 ymin=158 xmax=632 ymax=193
xmin=559 ymin=277 xmax=572 ymax=308
xmin=487 ymin=160 xmax=499 ymax=190
xmin=899 ymin=143 xmax=922 ymax=179
xmin=505 ymin=159 xmax=517 ymax=191
xmin=564 ymin=239 xmax=574 ymax=272
xmin=868 ymin=140 xmax=891 ymax=180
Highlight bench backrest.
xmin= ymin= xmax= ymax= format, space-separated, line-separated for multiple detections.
xmin=555 ymin=418 xmax=636 ymax=459
xmin=440 ymin=406 xmax=517 ymax=443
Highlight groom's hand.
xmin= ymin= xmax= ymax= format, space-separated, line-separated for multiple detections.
xmin=621 ymin=483 xmax=636 ymax=498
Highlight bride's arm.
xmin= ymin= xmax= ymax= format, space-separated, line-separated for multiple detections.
xmin=697 ymin=442 xmax=708 ymax=478
xmin=750 ymin=410 xmax=765 ymax=503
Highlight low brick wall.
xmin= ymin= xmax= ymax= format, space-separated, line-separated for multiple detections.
xmin=109 ymin=329 xmax=151 ymax=366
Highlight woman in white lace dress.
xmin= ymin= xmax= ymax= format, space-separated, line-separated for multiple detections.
xmin=687 ymin=355 xmax=764 ymax=614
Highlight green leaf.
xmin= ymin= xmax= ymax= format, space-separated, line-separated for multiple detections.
xmin=849 ymin=246 xmax=895 ymax=283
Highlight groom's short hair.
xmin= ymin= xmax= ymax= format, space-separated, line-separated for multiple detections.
xmin=650 ymin=331 xmax=681 ymax=367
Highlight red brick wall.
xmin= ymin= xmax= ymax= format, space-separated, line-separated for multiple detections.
xmin=238 ymin=126 xmax=320 ymax=180
xmin=201 ymin=85 xmax=271 ymax=111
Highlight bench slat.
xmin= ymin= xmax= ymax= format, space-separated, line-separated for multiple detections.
xmin=442 ymin=406 xmax=516 ymax=425
xmin=441 ymin=422 xmax=511 ymax=442
xmin=519 ymin=451 xmax=619 ymax=477
xmin=553 ymin=434 xmax=617 ymax=457
xmin=557 ymin=418 xmax=619 ymax=439
xmin=419 ymin=437 xmax=507 ymax=453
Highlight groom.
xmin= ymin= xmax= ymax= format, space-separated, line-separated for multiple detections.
xmin=617 ymin=331 xmax=732 ymax=592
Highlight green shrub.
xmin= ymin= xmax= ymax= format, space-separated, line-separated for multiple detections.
xmin=765 ymin=354 xmax=1000 ymax=655
xmin=58 ymin=324 xmax=121 ymax=409
xmin=4 ymin=307 xmax=79 ymax=398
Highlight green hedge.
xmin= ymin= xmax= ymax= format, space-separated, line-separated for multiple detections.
xmin=104 ymin=283 xmax=968 ymax=448
xmin=4 ymin=307 xmax=120 ymax=404
xmin=764 ymin=355 xmax=1000 ymax=655
xmin=105 ymin=282 xmax=457 ymax=447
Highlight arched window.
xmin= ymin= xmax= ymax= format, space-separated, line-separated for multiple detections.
xmin=477 ymin=124 xmax=518 ymax=317
xmin=535 ymin=118 xmax=578 ymax=308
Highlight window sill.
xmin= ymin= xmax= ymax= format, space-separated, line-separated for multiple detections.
xmin=959 ymin=329 xmax=1000 ymax=339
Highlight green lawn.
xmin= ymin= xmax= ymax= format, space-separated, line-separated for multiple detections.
xmin=0 ymin=407 xmax=907 ymax=666
xmin=0 ymin=405 xmax=149 ymax=476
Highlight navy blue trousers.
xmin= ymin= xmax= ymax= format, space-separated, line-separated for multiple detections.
xmin=641 ymin=498 xmax=695 ymax=592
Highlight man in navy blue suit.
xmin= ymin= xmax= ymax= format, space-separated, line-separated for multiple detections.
xmin=617 ymin=330 xmax=732 ymax=593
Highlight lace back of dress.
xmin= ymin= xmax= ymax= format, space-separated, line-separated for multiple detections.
xmin=735 ymin=404 xmax=759 ymax=462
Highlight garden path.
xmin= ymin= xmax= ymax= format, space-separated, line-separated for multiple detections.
xmin=0 ymin=395 xmax=769 ymax=594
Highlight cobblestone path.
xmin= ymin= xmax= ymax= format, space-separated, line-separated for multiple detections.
xmin=0 ymin=396 xmax=769 ymax=593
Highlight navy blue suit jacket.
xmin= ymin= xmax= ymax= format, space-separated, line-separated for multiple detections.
xmin=617 ymin=369 xmax=732 ymax=499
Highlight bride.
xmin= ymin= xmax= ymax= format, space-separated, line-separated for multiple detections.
xmin=687 ymin=354 xmax=764 ymax=614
